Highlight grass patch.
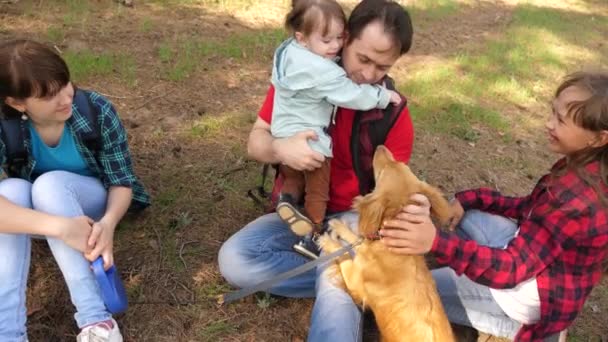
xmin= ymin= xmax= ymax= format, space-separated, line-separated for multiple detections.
xmin=151 ymin=0 xmax=290 ymax=20
xmin=63 ymin=50 xmax=138 ymax=86
xmin=164 ymin=238 xmax=187 ymax=271
xmin=62 ymin=0 xmax=90 ymax=26
xmin=256 ymin=292 xmax=277 ymax=310
xmin=156 ymin=188 xmax=180 ymax=208
xmin=125 ymin=279 xmax=144 ymax=302
xmin=115 ymin=54 xmax=138 ymax=87
xmin=402 ymin=2 xmax=608 ymax=140
xmin=197 ymin=320 xmax=237 ymax=341
xmin=168 ymin=211 xmax=193 ymax=231
xmin=196 ymin=281 xmax=232 ymax=298
xmin=189 ymin=113 xmax=251 ymax=138
xmin=158 ymin=29 xmax=285 ymax=81
xmin=139 ymin=17 xmax=154 ymax=33
xmin=199 ymin=0 xmax=265 ymax=10
xmin=46 ymin=26 xmax=65 ymax=44
xmin=404 ymin=63 xmax=510 ymax=140
xmin=408 ymin=0 xmax=460 ymax=20
xmin=158 ymin=43 xmax=173 ymax=63
xmin=149 ymin=0 xmax=205 ymax=5
xmin=64 ymin=50 xmax=114 ymax=81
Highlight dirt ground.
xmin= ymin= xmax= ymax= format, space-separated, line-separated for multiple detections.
xmin=0 ymin=0 xmax=607 ymax=341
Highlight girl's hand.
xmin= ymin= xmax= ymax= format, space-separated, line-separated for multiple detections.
xmin=448 ymin=198 xmax=465 ymax=231
xmin=56 ymin=216 xmax=94 ymax=252
xmin=388 ymin=90 xmax=402 ymax=105
xmin=85 ymin=217 xmax=116 ymax=270
xmin=379 ymin=194 xmax=438 ymax=255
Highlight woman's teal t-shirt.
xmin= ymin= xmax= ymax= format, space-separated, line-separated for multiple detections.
xmin=29 ymin=122 xmax=94 ymax=178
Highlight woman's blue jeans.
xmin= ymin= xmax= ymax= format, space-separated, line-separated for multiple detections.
xmin=0 ymin=171 xmax=111 ymax=342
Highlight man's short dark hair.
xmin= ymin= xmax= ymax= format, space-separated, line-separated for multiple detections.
xmin=347 ymin=0 xmax=414 ymax=55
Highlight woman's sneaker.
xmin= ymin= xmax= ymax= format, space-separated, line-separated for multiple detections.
xmin=77 ymin=319 xmax=123 ymax=342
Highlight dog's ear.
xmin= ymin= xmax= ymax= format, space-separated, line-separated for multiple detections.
xmin=353 ymin=193 xmax=387 ymax=236
xmin=419 ymin=183 xmax=452 ymax=226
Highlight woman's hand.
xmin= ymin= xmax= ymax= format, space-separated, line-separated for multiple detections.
xmin=448 ymin=198 xmax=465 ymax=231
xmin=272 ymin=130 xmax=325 ymax=171
xmin=86 ymin=186 xmax=132 ymax=270
xmin=379 ymin=194 xmax=438 ymax=255
xmin=85 ymin=217 xmax=116 ymax=270
xmin=55 ymin=216 xmax=94 ymax=252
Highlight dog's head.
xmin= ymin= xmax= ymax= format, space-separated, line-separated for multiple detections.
xmin=353 ymin=146 xmax=418 ymax=237
xmin=353 ymin=145 xmax=453 ymax=237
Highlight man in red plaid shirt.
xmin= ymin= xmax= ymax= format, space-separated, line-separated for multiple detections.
xmin=379 ymin=72 xmax=608 ymax=341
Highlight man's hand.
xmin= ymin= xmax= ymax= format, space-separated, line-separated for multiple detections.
xmin=273 ymin=130 xmax=325 ymax=171
xmin=379 ymin=194 xmax=438 ymax=255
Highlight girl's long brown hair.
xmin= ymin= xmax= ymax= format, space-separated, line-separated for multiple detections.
xmin=551 ymin=71 xmax=608 ymax=274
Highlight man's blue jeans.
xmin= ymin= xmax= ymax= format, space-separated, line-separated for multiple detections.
xmin=218 ymin=209 xmax=527 ymax=341
xmin=218 ymin=211 xmax=364 ymax=341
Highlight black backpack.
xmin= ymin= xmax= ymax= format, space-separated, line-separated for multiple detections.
xmin=351 ymin=78 xmax=406 ymax=195
xmin=248 ymin=79 xmax=406 ymax=211
xmin=0 ymin=89 xmax=101 ymax=177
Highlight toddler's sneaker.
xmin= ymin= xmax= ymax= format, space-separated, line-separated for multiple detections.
xmin=293 ymin=237 xmax=320 ymax=260
xmin=77 ymin=319 xmax=123 ymax=342
xmin=276 ymin=194 xmax=314 ymax=236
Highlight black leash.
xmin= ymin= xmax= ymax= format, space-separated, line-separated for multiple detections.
xmin=247 ymin=164 xmax=272 ymax=210
xmin=218 ymin=239 xmax=363 ymax=305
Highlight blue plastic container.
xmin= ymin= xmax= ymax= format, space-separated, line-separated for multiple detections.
xmin=92 ymin=257 xmax=128 ymax=314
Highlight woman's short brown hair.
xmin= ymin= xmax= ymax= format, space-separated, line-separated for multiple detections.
xmin=0 ymin=39 xmax=70 ymax=103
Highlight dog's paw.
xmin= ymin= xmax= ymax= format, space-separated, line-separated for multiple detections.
xmin=323 ymin=263 xmax=346 ymax=289
xmin=328 ymin=219 xmax=350 ymax=236
xmin=328 ymin=219 xmax=360 ymax=244
xmin=327 ymin=218 xmax=342 ymax=230
xmin=316 ymin=232 xmax=341 ymax=253
xmin=351 ymin=195 xmax=364 ymax=207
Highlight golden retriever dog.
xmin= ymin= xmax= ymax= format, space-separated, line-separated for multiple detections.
xmin=317 ymin=145 xmax=455 ymax=342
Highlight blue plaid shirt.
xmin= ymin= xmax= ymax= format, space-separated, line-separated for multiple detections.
xmin=0 ymin=90 xmax=150 ymax=211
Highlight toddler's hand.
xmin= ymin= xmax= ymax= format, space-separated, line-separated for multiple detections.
xmin=388 ymin=90 xmax=402 ymax=105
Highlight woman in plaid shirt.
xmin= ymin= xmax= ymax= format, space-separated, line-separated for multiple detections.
xmin=379 ymin=71 xmax=608 ymax=341
xmin=0 ymin=40 xmax=149 ymax=342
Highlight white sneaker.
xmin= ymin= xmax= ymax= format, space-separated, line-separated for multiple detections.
xmin=77 ymin=319 xmax=123 ymax=342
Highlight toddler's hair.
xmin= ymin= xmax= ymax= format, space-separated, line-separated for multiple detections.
xmin=285 ymin=0 xmax=346 ymax=37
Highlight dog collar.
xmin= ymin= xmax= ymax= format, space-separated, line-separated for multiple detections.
xmin=365 ymin=232 xmax=381 ymax=240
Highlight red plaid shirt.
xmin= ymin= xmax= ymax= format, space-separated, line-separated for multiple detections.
xmin=431 ymin=159 xmax=608 ymax=341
